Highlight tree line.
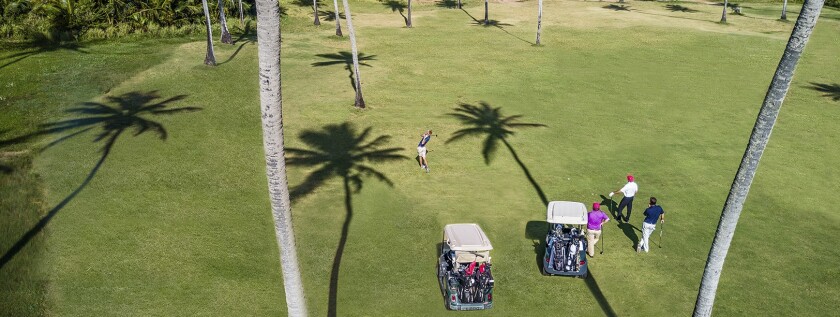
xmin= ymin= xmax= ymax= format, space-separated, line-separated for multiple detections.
xmin=0 ymin=0 xmax=252 ymax=41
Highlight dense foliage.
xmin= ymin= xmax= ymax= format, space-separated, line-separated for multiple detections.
xmin=0 ymin=0 xmax=253 ymax=41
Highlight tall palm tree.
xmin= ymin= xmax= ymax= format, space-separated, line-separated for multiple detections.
xmin=286 ymin=123 xmax=405 ymax=316
xmin=484 ymin=0 xmax=489 ymax=25
xmin=780 ymin=0 xmax=788 ymax=20
xmin=238 ymin=0 xmax=245 ymax=26
xmin=693 ymin=0 xmax=824 ymax=315
xmin=314 ymin=0 xmax=322 ymax=25
xmin=333 ymin=0 xmax=343 ymax=36
xmin=201 ymin=0 xmax=216 ymax=65
xmin=720 ymin=0 xmax=728 ymax=23
xmin=446 ymin=102 xmax=548 ymax=205
xmin=535 ymin=0 xmax=543 ymax=45
xmin=407 ymin=0 xmax=412 ymax=27
xmin=340 ymin=0 xmax=366 ymax=108
xmin=218 ymin=0 xmax=233 ymax=44
xmin=253 ymin=0 xmax=308 ymax=314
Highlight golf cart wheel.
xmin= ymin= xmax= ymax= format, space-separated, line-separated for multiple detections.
xmin=578 ymin=272 xmax=588 ymax=279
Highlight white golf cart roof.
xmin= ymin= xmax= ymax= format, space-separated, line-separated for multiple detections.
xmin=444 ymin=224 xmax=493 ymax=251
xmin=546 ymin=201 xmax=588 ymax=225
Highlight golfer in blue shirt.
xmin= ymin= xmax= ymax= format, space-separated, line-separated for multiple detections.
xmin=417 ymin=130 xmax=432 ymax=172
xmin=638 ymin=197 xmax=665 ymax=253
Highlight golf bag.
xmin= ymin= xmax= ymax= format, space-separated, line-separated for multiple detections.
xmin=548 ymin=227 xmax=586 ymax=272
xmin=456 ymin=261 xmax=493 ymax=303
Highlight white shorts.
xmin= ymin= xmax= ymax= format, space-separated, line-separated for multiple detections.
xmin=417 ymin=146 xmax=427 ymax=158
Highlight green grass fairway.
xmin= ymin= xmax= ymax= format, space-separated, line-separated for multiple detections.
xmin=2 ymin=0 xmax=839 ymax=315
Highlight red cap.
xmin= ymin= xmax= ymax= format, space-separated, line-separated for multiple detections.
xmin=627 ymin=174 xmax=634 ymax=182
xmin=593 ymin=202 xmax=601 ymax=210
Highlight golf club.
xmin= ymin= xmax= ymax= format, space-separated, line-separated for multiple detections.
xmin=659 ymin=220 xmax=664 ymax=248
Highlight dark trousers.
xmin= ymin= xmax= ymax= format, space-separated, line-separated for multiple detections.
xmin=617 ymin=196 xmax=634 ymax=221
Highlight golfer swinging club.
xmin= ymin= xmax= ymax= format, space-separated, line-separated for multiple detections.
xmin=417 ymin=130 xmax=432 ymax=173
xmin=609 ymin=174 xmax=637 ymax=222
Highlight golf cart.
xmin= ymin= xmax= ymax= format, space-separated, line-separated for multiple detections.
xmin=437 ymin=224 xmax=494 ymax=311
xmin=542 ymin=201 xmax=589 ymax=278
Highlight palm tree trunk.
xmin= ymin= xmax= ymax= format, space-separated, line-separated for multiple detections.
xmin=238 ymin=0 xmax=245 ymax=26
xmin=328 ymin=177 xmax=354 ymax=317
xmin=202 ymin=0 xmax=217 ymax=65
xmin=314 ymin=0 xmax=322 ymax=25
xmin=341 ymin=0 xmax=366 ymax=108
xmin=254 ymin=0 xmax=308 ymax=315
xmin=333 ymin=0 xmax=343 ymax=36
xmin=781 ymin=0 xmax=788 ymax=20
xmin=693 ymin=0 xmax=824 ymax=315
xmin=218 ymin=0 xmax=233 ymax=44
xmin=535 ymin=0 xmax=542 ymax=45
xmin=407 ymin=0 xmax=413 ymax=27
xmin=484 ymin=0 xmax=489 ymax=25
xmin=720 ymin=0 xmax=728 ymax=23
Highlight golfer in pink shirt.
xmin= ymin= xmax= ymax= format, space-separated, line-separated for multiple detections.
xmin=586 ymin=202 xmax=610 ymax=257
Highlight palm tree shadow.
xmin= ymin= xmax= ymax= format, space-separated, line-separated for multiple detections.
xmin=808 ymin=82 xmax=840 ymax=101
xmin=379 ymin=0 xmax=408 ymax=24
xmin=446 ymin=102 xmax=548 ymax=206
xmin=285 ymin=123 xmax=406 ymax=317
xmin=665 ymin=4 xmax=700 ymax=12
xmin=312 ymin=52 xmax=377 ymax=92
xmin=468 ymin=18 xmax=533 ymax=45
xmin=436 ymin=0 xmax=457 ymax=8
xmin=319 ymin=10 xmax=346 ymax=21
xmin=584 ymin=269 xmax=619 ymax=317
xmin=603 ymin=4 xmax=631 ymax=11
xmin=0 ymin=91 xmax=201 ymax=269
xmin=0 ymin=41 xmax=88 ymax=71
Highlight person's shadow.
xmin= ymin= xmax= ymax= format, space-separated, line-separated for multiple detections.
xmin=599 ymin=194 xmax=639 ymax=250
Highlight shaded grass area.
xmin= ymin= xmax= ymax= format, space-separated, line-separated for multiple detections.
xmin=0 ymin=38 xmax=191 ymax=316
xmin=0 ymin=0 xmax=838 ymax=316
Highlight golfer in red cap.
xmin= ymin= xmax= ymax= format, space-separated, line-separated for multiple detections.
xmin=586 ymin=202 xmax=610 ymax=257
xmin=609 ymin=174 xmax=638 ymax=222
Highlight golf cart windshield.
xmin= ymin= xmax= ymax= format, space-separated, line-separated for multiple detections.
xmin=546 ymin=201 xmax=588 ymax=225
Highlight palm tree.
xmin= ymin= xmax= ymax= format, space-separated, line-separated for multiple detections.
xmin=0 ymin=91 xmax=200 ymax=269
xmin=446 ymin=102 xmax=548 ymax=205
xmin=218 ymin=0 xmax=233 ymax=44
xmin=201 ymin=0 xmax=217 ymax=65
xmin=340 ymin=0 xmax=366 ymax=108
xmin=253 ymin=0 xmax=308 ymax=314
xmin=720 ymin=0 xmax=728 ymax=23
xmin=484 ymin=0 xmax=489 ymax=25
xmin=535 ymin=0 xmax=543 ymax=45
xmin=333 ymin=0 xmax=343 ymax=35
xmin=693 ymin=0 xmax=824 ymax=315
xmin=239 ymin=0 xmax=245 ymax=26
xmin=286 ymin=123 xmax=406 ymax=316
xmin=781 ymin=0 xmax=788 ymax=20
xmin=407 ymin=0 xmax=413 ymax=27
xmin=314 ymin=0 xmax=322 ymax=25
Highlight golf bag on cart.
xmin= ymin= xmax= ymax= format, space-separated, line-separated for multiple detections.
xmin=549 ymin=226 xmax=586 ymax=272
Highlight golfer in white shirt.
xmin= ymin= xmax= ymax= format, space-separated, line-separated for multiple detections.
xmin=609 ymin=174 xmax=638 ymax=222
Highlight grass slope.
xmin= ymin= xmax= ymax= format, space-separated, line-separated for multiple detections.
xmin=1 ymin=0 xmax=839 ymax=315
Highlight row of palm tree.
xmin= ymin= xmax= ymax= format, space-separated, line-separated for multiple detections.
xmin=0 ymin=0 xmax=250 ymax=40
xmin=248 ymin=0 xmax=827 ymax=315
